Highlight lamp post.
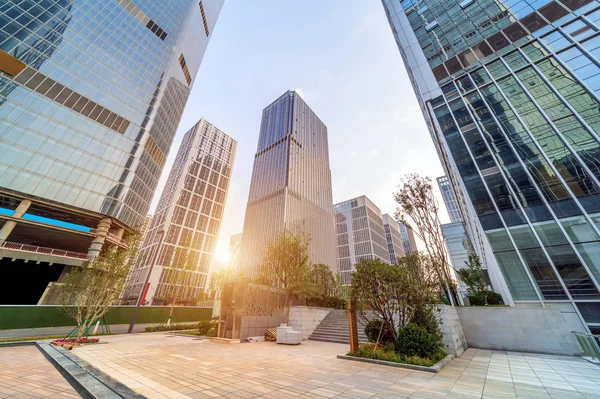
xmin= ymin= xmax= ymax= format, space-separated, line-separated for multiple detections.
xmin=128 ymin=229 xmax=164 ymax=333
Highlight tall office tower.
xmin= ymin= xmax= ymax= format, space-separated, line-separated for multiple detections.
xmin=122 ymin=119 xmax=236 ymax=305
xmin=334 ymin=196 xmax=390 ymax=285
xmin=382 ymin=214 xmax=406 ymax=264
xmin=229 ymin=233 xmax=242 ymax=269
xmin=438 ymin=176 xmax=462 ymax=223
xmin=382 ymin=0 xmax=600 ymax=331
xmin=238 ymin=91 xmax=336 ymax=277
xmin=0 ymin=1 xmax=224 ymax=304
xmin=398 ymin=222 xmax=418 ymax=255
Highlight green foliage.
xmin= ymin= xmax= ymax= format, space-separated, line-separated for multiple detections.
xmin=458 ymin=254 xmax=503 ymax=306
xmin=364 ymin=319 xmax=395 ymax=345
xmin=410 ymin=306 xmax=443 ymax=342
xmin=198 ymin=320 xmax=217 ymax=335
xmin=60 ymin=231 xmax=141 ymax=339
xmin=350 ymin=344 xmax=444 ymax=367
xmin=306 ymin=296 xmax=347 ymax=309
xmin=259 ymin=229 xmax=311 ymax=293
xmin=144 ymin=323 xmax=199 ymax=332
xmin=396 ymin=324 xmax=444 ymax=360
xmin=467 ymin=290 xmax=504 ymax=306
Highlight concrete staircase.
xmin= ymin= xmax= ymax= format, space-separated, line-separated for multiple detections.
xmin=308 ymin=309 xmax=371 ymax=344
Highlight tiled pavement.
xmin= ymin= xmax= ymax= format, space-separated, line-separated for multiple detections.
xmin=68 ymin=333 xmax=600 ymax=399
xmin=0 ymin=345 xmax=81 ymax=398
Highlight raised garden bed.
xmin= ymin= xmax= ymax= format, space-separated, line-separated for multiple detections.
xmin=337 ymin=353 xmax=453 ymax=373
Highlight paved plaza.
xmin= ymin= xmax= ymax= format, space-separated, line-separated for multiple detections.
xmin=0 ymin=345 xmax=81 ymax=398
xmin=64 ymin=333 xmax=600 ymax=399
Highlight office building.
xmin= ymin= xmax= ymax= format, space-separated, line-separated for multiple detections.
xmin=122 ymin=119 xmax=236 ymax=305
xmin=398 ymin=222 xmax=418 ymax=255
xmin=383 ymin=213 xmax=406 ymax=263
xmin=334 ymin=196 xmax=390 ymax=285
xmin=382 ymin=0 xmax=600 ymax=332
xmin=229 ymin=232 xmax=242 ymax=270
xmin=238 ymin=91 xmax=336 ymax=278
xmin=0 ymin=1 xmax=224 ymax=304
xmin=438 ymin=176 xmax=462 ymax=223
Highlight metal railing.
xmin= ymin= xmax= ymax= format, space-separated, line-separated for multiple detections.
xmin=0 ymin=241 xmax=89 ymax=260
xmin=573 ymin=331 xmax=600 ymax=361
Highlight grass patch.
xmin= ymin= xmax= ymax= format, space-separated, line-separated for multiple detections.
xmin=349 ymin=344 xmax=445 ymax=368
xmin=143 ymin=323 xmax=199 ymax=332
xmin=172 ymin=328 xmax=217 ymax=338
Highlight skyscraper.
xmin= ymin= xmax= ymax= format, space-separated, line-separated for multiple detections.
xmin=438 ymin=176 xmax=462 ymax=223
xmin=382 ymin=0 xmax=600 ymax=332
xmin=382 ymin=213 xmax=406 ymax=264
xmin=238 ymin=91 xmax=336 ymax=278
xmin=0 ymin=1 xmax=224 ymax=304
xmin=123 ymin=119 xmax=236 ymax=305
xmin=398 ymin=222 xmax=418 ymax=255
xmin=334 ymin=196 xmax=390 ymax=285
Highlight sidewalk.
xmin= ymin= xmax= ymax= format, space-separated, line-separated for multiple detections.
xmin=0 ymin=323 xmax=159 ymax=339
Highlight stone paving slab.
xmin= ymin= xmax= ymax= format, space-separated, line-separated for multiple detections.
xmin=0 ymin=344 xmax=81 ymax=398
xmin=66 ymin=333 xmax=600 ymax=398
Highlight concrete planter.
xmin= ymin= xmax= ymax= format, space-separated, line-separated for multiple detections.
xmin=337 ymin=354 xmax=453 ymax=373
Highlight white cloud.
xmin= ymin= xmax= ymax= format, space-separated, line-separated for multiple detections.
xmin=367 ymin=148 xmax=379 ymax=159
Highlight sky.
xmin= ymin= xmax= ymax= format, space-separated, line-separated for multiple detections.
xmin=150 ymin=0 xmax=448 ymax=265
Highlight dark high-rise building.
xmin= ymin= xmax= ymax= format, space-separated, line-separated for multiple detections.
xmin=238 ymin=91 xmax=336 ymax=278
xmin=0 ymin=0 xmax=224 ymax=304
xmin=382 ymin=0 xmax=600 ymax=332
xmin=383 ymin=213 xmax=406 ymax=264
xmin=398 ymin=222 xmax=418 ymax=255
xmin=123 ymin=119 xmax=236 ymax=305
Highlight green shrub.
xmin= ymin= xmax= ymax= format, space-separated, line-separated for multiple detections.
xmin=306 ymin=296 xmax=347 ymax=309
xmin=364 ymin=319 xmax=395 ymax=344
xmin=467 ymin=290 xmax=504 ymax=306
xmin=144 ymin=323 xmax=198 ymax=332
xmin=350 ymin=344 xmax=442 ymax=367
xmin=198 ymin=320 xmax=217 ymax=335
xmin=396 ymin=323 xmax=444 ymax=360
xmin=410 ymin=306 xmax=443 ymax=342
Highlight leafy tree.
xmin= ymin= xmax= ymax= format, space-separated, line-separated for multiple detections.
xmin=394 ymin=173 xmax=457 ymax=305
xmin=458 ymin=254 xmax=503 ymax=306
xmin=259 ymin=229 xmax=311 ymax=294
xmin=60 ymin=232 xmax=141 ymax=339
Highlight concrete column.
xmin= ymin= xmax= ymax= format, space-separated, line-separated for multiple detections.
xmin=87 ymin=217 xmax=112 ymax=259
xmin=114 ymin=227 xmax=125 ymax=239
xmin=0 ymin=199 xmax=32 ymax=242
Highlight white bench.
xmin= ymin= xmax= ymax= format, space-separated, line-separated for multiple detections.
xmin=276 ymin=324 xmax=302 ymax=345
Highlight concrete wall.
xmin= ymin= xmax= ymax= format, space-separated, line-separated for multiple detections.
xmin=457 ymin=307 xmax=581 ymax=356
xmin=438 ymin=305 xmax=467 ymax=357
xmin=288 ymin=306 xmax=332 ymax=340
xmin=239 ymin=315 xmax=287 ymax=342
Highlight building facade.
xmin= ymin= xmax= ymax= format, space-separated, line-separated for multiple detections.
xmin=238 ymin=91 xmax=336 ymax=277
xmin=229 ymin=232 xmax=242 ymax=270
xmin=398 ymin=221 xmax=419 ymax=255
xmin=438 ymin=176 xmax=462 ymax=223
xmin=0 ymin=0 xmax=223 ymax=304
xmin=382 ymin=0 xmax=600 ymax=332
xmin=123 ymin=119 xmax=236 ymax=305
xmin=383 ymin=213 xmax=406 ymax=263
xmin=334 ymin=196 xmax=390 ymax=285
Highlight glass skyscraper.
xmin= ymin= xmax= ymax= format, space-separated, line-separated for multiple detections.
xmin=333 ymin=196 xmax=391 ymax=285
xmin=238 ymin=91 xmax=337 ymax=278
xmin=123 ymin=119 xmax=236 ymax=305
xmin=0 ymin=0 xmax=223 ymax=304
xmin=438 ymin=175 xmax=463 ymax=222
xmin=383 ymin=0 xmax=600 ymax=332
xmin=383 ymin=213 xmax=406 ymax=264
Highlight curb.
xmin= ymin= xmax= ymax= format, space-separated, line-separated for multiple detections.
xmin=337 ymin=354 xmax=454 ymax=373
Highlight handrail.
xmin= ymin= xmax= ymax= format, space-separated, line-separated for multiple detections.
xmin=0 ymin=241 xmax=89 ymax=260
xmin=572 ymin=331 xmax=600 ymax=361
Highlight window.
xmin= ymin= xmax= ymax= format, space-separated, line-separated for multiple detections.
xmin=459 ymin=0 xmax=474 ymax=8
xmin=145 ymin=19 xmax=167 ymax=41
xmin=178 ymin=54 xmax=192 ymax=85
xmin=425 ymin=21 xmax=438 ymax=32
xmin=199 ymin=1 xmax=210 ymax=36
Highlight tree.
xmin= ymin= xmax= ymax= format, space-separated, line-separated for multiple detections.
xmin=394 ymin=173 xmax=457 ymax=305
xmin=60 ymin=232 xmax=141 ymax=339
xmin=309 ymin=263 xmax=337 ymax=297
xmin=259 ymin=229 xmax=311 ymax=294
xmin=457 ymin=254 xmax=502 ymax=306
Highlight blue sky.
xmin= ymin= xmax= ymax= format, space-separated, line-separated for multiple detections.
xmin=151 ymin=0 xmax=447 ymax=259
